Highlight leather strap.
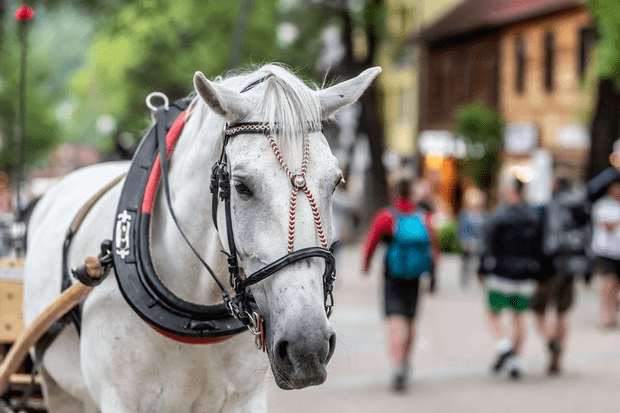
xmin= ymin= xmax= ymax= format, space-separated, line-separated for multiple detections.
xmin=155 ymin=107 xmax=231 ymax=299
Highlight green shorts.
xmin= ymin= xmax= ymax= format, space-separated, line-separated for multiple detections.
xmin=485 ymin=274 xmax=534 ymax=313
xmin=487 ymin=290 xmax=530 ymax=313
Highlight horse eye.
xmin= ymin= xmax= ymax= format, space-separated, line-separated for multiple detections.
xmin=332 ymin=176 xmax=345 ymax=193
xmin=234 ymin=181 xmax=253 ymax=196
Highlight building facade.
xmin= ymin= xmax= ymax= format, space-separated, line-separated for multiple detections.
xmin=379 ymin=0 xmax=463 ymax=161
xmin=500 ymin=5 xmax=593 ymax=192
xmin=414 ymin=0 xmax=593 ymax=208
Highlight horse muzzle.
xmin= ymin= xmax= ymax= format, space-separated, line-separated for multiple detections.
xmin=268 ymin=323 xmax=336 ymax=390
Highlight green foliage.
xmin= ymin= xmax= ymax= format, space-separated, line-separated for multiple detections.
xmin=0 ymin=0 xmax=388 ymax=170
xmin=588 ymin=0 xmax=620 ymax=87
xmin=0 ymin=4 xmax=97 ymax=172
xmin=0 ymin=24 xmax=60 ymax=172
xmin=438 ymin=219 xmax=462 ymax=254
xmin=453 ymin=101 xmax=504 ymax=190
xmin=70 ymin=0 xmax=281 ymax=146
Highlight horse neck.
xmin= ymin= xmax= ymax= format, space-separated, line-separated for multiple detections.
xmin=149 ymin=102 xmax=228 ymax=305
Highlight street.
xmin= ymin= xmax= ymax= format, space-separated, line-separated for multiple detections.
xmin=267 ymin=244 xmax=620 ymax=413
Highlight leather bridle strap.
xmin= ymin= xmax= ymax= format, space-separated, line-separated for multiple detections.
xmin=155 ymin=107 xmax=233 ymax=305
xmin=237 ymin=247 xmax=335 ymax=291
xmin=216 ymin=124 xmax=337 ymax=316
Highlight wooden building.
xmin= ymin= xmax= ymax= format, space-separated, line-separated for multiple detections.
xmin=414 ymin=0 xmax=593 ymax=206
xmin=500 ymin=3 xmax=593 ymax=184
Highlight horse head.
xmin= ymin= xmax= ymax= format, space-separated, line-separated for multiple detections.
xmin=192 ymin=65 xmax=380 ymax=389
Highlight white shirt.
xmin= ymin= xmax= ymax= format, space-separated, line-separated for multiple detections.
xmin=592 ymin=196 xmax=620 ymax=259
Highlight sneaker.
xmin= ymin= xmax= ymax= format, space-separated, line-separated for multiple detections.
xmin=506 ymin=355 xmax=522 ymax=380
xmin=548 ymin=340 xmax=562 ymax=375
xmin=509 ymin=368 xmax=521 ymax=380
xmin=492 ymin=349 xmax=513 ymax=374
xmin=391 ymin=373 xmax=406 ymax=393
xmin=391 ymin=362 xmax=409 ymax=393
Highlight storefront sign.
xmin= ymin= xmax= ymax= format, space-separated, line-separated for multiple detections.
xmin=529 ymin=149 xmax=553 ymax=204
xmin=504 ymin=123 xmax=538 ymax=154
xmin=417 ymin=130 xmax=467 ymax=158
xmin=556 ymin=124 xmax=589 ymax=149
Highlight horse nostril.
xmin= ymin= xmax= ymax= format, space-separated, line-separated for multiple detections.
xmin=277 ymin=340 xmax=290 ymax=363
xmin=326 ymin=333 xmax=336 ymax=363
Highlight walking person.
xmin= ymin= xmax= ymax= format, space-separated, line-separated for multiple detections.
xmin=531 ymin=176 xmax=592 ymax=374
xmin=413 ymin=177 xmax=439 ymax=292
xmin=458 ymin=188 xmax=486 ymax=289
xmin=361 ymin=171 xmax=439 ymax=392
xmin=478 ymin=178 xmax=546 ymax=379
xmin=591 ymin=179 xmax=620 ymax=328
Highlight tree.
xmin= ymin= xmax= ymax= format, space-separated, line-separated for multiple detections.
xmin=453 ymin=101 xmax=504 ymax=190
xmin=0 ymin=12 xmax=61 ymax=172
xmin=280 ymin=0 xmax=389 ymax=216
xmin=0 ymin=3 xmax=100 ymax=175
xmin=69 ymin=0 xmax=281 ymax=150
xmin=586 ymin=0 xmax=620 ymax=180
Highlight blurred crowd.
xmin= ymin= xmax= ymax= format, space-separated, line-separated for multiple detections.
xmin=358 ymin=164 xmax=620 ymax=392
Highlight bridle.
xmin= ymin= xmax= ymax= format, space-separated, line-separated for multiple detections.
xmin=111 ymin=84 xmax=337 ymax=347
xmin=211 ymin=121 xmax=337 ymax=329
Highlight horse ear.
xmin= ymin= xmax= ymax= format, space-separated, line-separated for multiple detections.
xmin=194 ymin=71 xmax=251 ymax=122
xmin=317 ymin=67 xmax=382 ymax=119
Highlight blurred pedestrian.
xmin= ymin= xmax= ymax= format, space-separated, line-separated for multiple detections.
xmin=531 ymin=175 xmax=591 ymax=374
xmin=478 ymin=178 xmax=545 ymax=379
xmin=457 ymin=188 xmax=486 ymax=289
xmin=591 ymin=179 xmax=620 ymax=328
xmin=413 ymin=177 xmax=439 ymax=292
xmin=361 ymin=171 xmax=439 ymax=392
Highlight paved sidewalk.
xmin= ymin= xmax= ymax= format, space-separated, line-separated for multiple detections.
xmin=267 ymin=244 xmax=620 ymax=413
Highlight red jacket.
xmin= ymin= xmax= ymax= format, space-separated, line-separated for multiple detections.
xmin=361 ymin=198 xmax=439 ymax=272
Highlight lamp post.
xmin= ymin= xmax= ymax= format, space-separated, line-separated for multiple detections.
xmin=14 ymin=3 xmax=34 ymax=223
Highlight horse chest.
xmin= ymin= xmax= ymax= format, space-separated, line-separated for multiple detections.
xmin=78 ymin=282 xmax=265 ymax=412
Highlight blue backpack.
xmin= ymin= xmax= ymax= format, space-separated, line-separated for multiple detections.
xmin=385 ymin=209 xmax=432 ymax=279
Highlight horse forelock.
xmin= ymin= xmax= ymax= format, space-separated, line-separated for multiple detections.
xmin=231 ymin=65 xmax=322 ymax=169
xmin=189 ymin=65 xmax=323 ymax=171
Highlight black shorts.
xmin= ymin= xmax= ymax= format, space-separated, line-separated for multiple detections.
xmin=530 ymin=276 xmax=574 ymax=314
xmin=384 ymin=275 xmax=421 ymax=320
xmin=595 ymin=256 xmax=620 ymax=279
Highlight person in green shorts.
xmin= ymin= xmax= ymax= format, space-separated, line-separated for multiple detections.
xmin=478 ymin=178 xmax=546 ymax=379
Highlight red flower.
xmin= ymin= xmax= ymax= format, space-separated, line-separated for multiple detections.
xmin=14 ymin=4 xmax=34 ymax=22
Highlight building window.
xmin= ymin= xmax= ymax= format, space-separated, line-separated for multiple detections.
xmin=515 ymin=36 xmax=526 ymax=94
xmin=579 ymin=27 xmax=594 ymax=81
xmin=544 ymin=32 xmax=555 ymax=93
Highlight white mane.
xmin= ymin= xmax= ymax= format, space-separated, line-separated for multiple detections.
xmin=192 ymin=64 xmax=322 ymax=169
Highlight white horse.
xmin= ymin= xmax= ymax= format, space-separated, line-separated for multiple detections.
xmin=23 ymin=64 xmax=380 ymax=413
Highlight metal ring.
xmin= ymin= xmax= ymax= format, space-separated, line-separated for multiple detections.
xmin=247 ymin=311 xmax=262 ymax=335
xmin=146 ymin=92 xmax=170 ymax=112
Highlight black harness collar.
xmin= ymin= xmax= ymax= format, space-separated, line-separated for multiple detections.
xmin=112 ymin=97 xmax=247 ymax=343
xmin=112 ymin=94 xmax=336 ymax=343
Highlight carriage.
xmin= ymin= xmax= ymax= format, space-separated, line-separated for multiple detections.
xmin=0 ymin=257 xmax=44 ymax=412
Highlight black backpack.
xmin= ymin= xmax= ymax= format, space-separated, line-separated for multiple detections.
xmin=544 ymin=189 xmax=590 ymax=256
xmin=485 ymin=204 xmax=545 ymax=280
xmin=543 ymin=189 xmax=592 ymax=277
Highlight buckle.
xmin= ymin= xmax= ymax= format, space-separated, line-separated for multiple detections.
xmin=210 ymin=162 xmax=219 ymax=195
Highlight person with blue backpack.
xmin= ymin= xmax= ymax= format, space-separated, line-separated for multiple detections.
xmin=361 ymin=171 xmax=439 ymax=392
